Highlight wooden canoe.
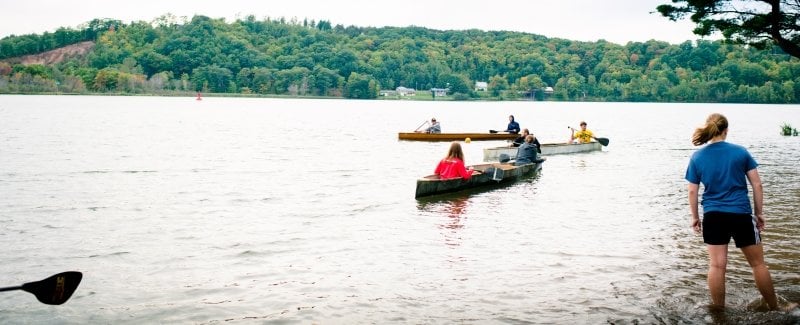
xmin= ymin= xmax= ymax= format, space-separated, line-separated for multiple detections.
xmin=398 ymin=132 xmax=517 ymax=142
xmin=483 ymin=141 xmax=601 ymax=161
xmin=415 ymin=159 xmax=545 ymax=198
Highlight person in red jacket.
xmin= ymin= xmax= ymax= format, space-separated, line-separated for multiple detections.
xmin=434 ymin=142 xmax=480 ymax=180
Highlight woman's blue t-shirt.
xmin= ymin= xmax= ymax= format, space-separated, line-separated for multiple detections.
xmin=685 ymin=141 xmax=757 ymax=214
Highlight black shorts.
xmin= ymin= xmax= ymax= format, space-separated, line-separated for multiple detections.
xmin=702 ymin=211 xmax=760 ymax=248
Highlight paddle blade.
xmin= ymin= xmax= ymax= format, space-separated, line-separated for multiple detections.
xmin=22 ymin=271 xmax=82 ymax=305
xmin=596 ymin=137 xmax=609 ymax=146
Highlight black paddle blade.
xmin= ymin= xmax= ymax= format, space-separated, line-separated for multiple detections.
xmin=596 ymin=137 xmax=610 ymax=146
xmin=22 ymin=271 xmax=82 ymax=305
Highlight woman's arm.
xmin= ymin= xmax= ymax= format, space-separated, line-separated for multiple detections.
xmin=746 ymin=168 xmax=765 ymax=231
xmin=687 ymin=182 xmax=701 ymax=234
xmin=457 ymin=160 xmax=472 ymax=180
xmin=434 ymin=160 xmax=445 ymax=175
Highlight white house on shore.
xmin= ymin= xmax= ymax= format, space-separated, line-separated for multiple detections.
xmin=380 ymin=86 xmax=417 ymax=97
xmin=430 ymin=88 xmax=448 ymax=97
xmin=475 ymin=81 xmax=488 ymax=92
xmin=396 ymin=86 xmax=416 ymax=96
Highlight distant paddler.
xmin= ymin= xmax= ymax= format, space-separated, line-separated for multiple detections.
xmin=569 ymin=121 xmax=609 ymax=146
xmin=490 ymin=114 xmax=520 ymax=134
xmin=415 ymin=117 xmax=441 ymax=134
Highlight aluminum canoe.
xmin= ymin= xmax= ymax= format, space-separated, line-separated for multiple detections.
xmin=483 ymin=141 xmax=601 ymax=161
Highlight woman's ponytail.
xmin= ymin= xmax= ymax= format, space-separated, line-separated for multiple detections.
xmin=692 ymin=113 xmax=728 ymax=146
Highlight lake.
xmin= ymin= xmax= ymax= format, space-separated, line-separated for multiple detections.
xmin=0 ymin=95 xmax=798 ymax=324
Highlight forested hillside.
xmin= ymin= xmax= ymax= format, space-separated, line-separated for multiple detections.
xmin=1 ymin=14 xmax=799 ymax=103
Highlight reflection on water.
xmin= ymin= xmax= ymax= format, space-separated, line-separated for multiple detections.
xmin=0 ymin=96 xmax=797 ymax=324
xmin=419 ymin=196 xmax=471 ymax=247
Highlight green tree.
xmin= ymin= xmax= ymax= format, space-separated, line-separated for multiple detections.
xmin=331 ymin=50 xmax=360 ymax=79
xmin=488 ymin=75 xmax=508 ymax=97
xmin=312 ymin=66 xmax=343 ymax=96
xmin=437 ymin=73 xmax=472 ymax=96
xmin=137 ymin=49 xmax=172 ymax=77
xmin=344 ymin=72 xmax=377 ymax=99
xmin=191 ymin=65 xmax=233 ymax=92
xmin=657 ymin=0 xmax=800 ymax=59
xmin=274 ymin=67 xmax=311 ymax=94
xmin=2 ymin=12 xmax=799 ymax=103
xmin=251 ymin=68 xmax=277 ymax=94
xmin=13 ymin=64 xmax=52 ymax=79
xmin=93 ymin=67 xmax=120 ymax=91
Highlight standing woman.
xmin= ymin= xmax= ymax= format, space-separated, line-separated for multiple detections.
xmin=685 ymin=113 xmax=778 ymax=310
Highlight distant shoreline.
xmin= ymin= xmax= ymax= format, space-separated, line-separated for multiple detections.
xmin=3 ymin=92 xmax=798 ymax=105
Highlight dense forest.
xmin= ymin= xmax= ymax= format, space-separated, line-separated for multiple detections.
xmin=1 ymin=14 xmax=799 ymax=103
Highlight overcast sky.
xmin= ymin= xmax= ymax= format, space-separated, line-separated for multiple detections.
xmin=0 ymin=0 xmax=705 ymax=45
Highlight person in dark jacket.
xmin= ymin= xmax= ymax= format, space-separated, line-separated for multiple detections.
xmin=514 ymin=135 xmax=538 ymax=165
xmin=504 ymin=115 xmax=520 ymax=134
xmin=512 ymin=128 xmax=541 ymax=153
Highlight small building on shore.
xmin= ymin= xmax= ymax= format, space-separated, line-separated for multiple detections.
xmin=396 ymin=86 xmax=416 ymax=96
xmin=381 ymin=86 xmax=417 ymax=97
xmin=430 ymin=88 xmax=448 ymax=97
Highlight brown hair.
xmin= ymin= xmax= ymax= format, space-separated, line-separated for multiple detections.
xmin=445 ymin=141 xmax=465 ymax=161
xmin=692 ymin=113 xmax=728 ymax=146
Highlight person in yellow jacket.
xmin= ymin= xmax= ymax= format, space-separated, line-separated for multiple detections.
xmin=570 ymin=121 xmax=595 ymax=143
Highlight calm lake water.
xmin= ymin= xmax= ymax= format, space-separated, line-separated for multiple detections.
xmin=0 ymin=95 xmax=798 ymax=324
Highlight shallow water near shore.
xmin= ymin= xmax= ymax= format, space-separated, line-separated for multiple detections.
xmin=0 ymin=95 xmax=798 ymax=324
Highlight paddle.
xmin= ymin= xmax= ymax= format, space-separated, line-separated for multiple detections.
xmin=413 ymin=120 xmax=429 ymax=132
xmin=568 ymin=126 xmax=609 ymax=146
xmin=0 ymin=271 xmax=83 ymax=305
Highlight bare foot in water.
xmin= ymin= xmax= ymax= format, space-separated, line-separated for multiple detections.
xmin=747 ymin=299 xmax=798 ymax=312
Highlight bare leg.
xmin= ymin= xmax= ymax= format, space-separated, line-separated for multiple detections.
xmin=707 ymin=245 xmax=729 ymax=308
xmin=741 ymin=244 xmax=778 ymax=309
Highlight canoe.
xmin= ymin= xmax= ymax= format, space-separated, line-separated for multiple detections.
xmin=398 ymin=132 xmax=517 ymax=142
xmin=483 ymin=141 xmax=601 ymax=161
xmin=415 ymin=159 xmax=545 ymax=198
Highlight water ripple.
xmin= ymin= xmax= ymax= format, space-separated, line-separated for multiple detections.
xmin=0 ymin=97 xmax=798 ymax=324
